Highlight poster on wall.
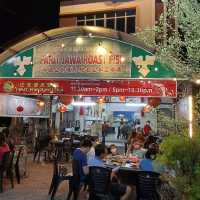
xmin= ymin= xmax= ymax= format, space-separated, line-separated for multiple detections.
xmin=0 ymin=94 xmax=50 ymax=118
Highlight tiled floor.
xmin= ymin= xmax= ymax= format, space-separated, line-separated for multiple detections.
xmin=0 ymin=160 xmax=71 ymax=200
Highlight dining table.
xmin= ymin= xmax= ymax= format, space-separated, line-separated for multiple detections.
xmin=104 ymin=155 xmax=141 ymax=185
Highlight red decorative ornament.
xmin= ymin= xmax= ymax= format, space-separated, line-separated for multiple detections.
xmin=60 ymin=96 xmax=73 ymax=105
xmin=119 ymin=96 xmax=125 ymax=102
xmin=58 ymin=105 xmax=67 ymax=113
xmin=16 ymin=105 xmax=24 ymax=112
xmin=148 ymin=98 xmax=161 ymax=108
xmin=79 ymin=106 xmax=84 ymax=116
xmin=143 ymin=105 xmax=152 ymax=113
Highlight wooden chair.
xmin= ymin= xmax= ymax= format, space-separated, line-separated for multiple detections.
xmin=0 ymin=151 xmax=15 ymax=193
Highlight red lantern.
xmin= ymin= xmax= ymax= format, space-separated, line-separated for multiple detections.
xmin=148 ymin=98 xmax=161 ymax=108
xmin=79 ymin=106 xmax=84 ymax=116
xmin=119 ymin=96 xmax=125 ymax=102
xmin=58 ymin=105 xmax=67 ymax=113
xmin=143 ymin=105 xmax=152 ymax=113
xmin=60 ymin=96 xmax=73 ymax=105
xmin=16 ymin=105 xmax=24 ymax=112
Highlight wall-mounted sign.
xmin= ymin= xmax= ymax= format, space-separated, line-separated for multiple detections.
xmin=0 ymin=37 xmax=175 ymax=79
xmin=0 ymin=79 xmax=177 ymax=97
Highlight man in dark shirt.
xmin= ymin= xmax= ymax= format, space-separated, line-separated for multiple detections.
xmin=73 ymin=139 xmax=92 ymax=182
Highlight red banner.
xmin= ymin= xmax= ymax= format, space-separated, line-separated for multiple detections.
xmin=0 ymin=79 xmax=177 ymax=97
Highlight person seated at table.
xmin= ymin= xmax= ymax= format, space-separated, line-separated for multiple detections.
xmin=139 ymin=148 xmax=157 ymax=171
xmin=0 ymin=133 xmax=10 ymax=165
xmin=144 ymin=135 xmax=156 ymax=149
xmin=73 ymin=139 xmax=93 ymax=183
xmin=88 ymin=144 xmax=132 ymax=200
xmin=108 ymin=144 xmax=119 ymax=157
xmin=127 ymin=138 xmax=146 ymax=159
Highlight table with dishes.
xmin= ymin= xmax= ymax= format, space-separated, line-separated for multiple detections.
xmin=104 ymin=155 xmax=141 ymax=185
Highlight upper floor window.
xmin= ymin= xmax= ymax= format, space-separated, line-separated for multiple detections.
xmin=76 ymin=9 xmax=136 ymax=34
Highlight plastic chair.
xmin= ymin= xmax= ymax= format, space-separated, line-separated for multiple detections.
xmin=48 ymin=157 xmax=72 ymax=200
xmin=0 ymin=151 xmax=15 ymax=193
xmin=88 ymin=166 xmax=112 ymax=200
xmin=136 ymin=171 xmax=161 ymax=200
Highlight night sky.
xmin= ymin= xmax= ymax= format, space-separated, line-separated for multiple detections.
xmin=0 ymin=0 xmax=60 ymax=51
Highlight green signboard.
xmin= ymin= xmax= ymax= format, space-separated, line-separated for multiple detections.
xmin=0 ymin=36 xmax=175 ymax=78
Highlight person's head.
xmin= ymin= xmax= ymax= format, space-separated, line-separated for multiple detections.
xmin=146 ymin=121 xmax=150 ymax=125
xmin=109 ymin=144 xmax=118 ymax=155
xmin=95 ymin=144 xmax=107 ymax=159
xmin=148 ymin=143 xmax=159 ymax=153
xmin=133 ymin=140 xmax=143 ymax=150
xmin=80 ymin=139 xmax=93 ymax=154
xmin=131 ymin=130 xmax=137 ymax=138
xmin=145 ymin=148 xmax=157 ymax=160
xmin=0 ymin=133 xmax=6 ymax=146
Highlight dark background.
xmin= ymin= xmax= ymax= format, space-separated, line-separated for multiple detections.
xmin=0 ymin=0 xmax=60 ymax=51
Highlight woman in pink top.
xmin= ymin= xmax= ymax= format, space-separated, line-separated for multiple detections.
xmin=0 ymin=134 xmax=10 ymax=164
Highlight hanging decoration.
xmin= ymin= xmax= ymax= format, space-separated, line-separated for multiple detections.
xmin=60 ymin=96 xmax=73 ymax=105
xmin=119 ymin=96 xmax=126 ymax=102
xmin=79 ymin=106 xmax=84 ymax=116
xmin=148 ymin=98 xmax=161 ymax=108
xmin=16 ymin=105 xmax=24 ymax=112
xmin=58 ymin=104 xmax=67 ymax=113
xmin=143 ymin=105 xmax=152 ymax=113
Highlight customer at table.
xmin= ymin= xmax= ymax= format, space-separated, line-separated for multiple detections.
xmin=139 ymin=148 xmax=157 ymax=171
xmin=0 ymin=133 xmax=10 ymax=164
xmin=127 ymin=139 xmax=146 ymax=159
xmin=108 ymin=144 xmax=119 ymax=157
xmin=88 ymin=144 xmax=132 ymax=200
xmin=73 ymin=139 xmax=93 ymax=182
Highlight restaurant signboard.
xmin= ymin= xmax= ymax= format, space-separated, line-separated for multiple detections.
xmin=0 ymin=79 xmax=177 ymax=98
xmin=0 ymin=37 xmax=175 ymax=79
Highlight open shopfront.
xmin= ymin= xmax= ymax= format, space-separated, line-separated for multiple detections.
xmin=0 ymin=26 xmax=177 ymax=139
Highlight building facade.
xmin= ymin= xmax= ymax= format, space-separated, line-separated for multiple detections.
xmin=59 ymin=0 xmax=162 ymax=33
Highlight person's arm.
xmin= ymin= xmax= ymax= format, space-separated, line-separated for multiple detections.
xmin=83 ymin=166 xmax=89 ymax=175
xmin=82 ymin=155 xmax=89 ymax=175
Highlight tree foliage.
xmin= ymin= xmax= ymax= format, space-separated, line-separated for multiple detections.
xmin=134 ymin=0 xmax=200 ymax=78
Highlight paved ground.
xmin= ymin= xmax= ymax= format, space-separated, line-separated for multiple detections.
xmin=0 ymin=160 xmax=71 ymax=200
xmin=0 ymin=137 xmax=126 ymax=200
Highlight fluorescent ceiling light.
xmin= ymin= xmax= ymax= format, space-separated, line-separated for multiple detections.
xmin=125 ymin=103 xmax=147 ymax=107
xmin=71 ymin=101 xmax=96 ymax=106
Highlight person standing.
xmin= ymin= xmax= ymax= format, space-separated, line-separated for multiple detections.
xmin=0 ymin=134 xmax=10 ymax=164
xmin=102 ymin=121 xmax=108 ymax=144
xmin=143 ymin=121 xmax=152 ymax=137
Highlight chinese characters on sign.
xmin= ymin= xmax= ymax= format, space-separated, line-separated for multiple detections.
xmin=0 ymin=79 xmax=177 ymax=98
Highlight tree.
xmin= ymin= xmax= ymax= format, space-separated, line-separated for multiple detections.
xmin=135 ymin=0 xmax=200 ymax=79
